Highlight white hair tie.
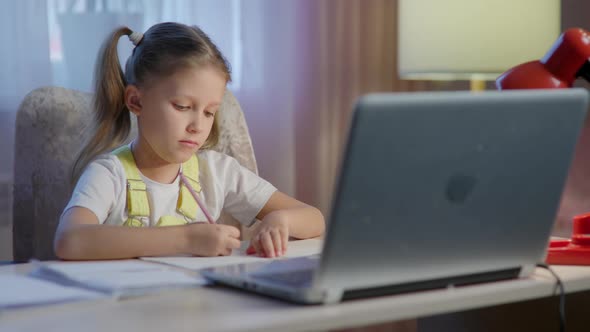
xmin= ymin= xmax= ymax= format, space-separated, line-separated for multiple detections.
xmin=128 ymin=31 xmax=144 ymax=46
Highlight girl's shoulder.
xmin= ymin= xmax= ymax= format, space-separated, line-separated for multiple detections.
xmin=197 ymin=150 xmax=253 ymax=179
xmin=89 ymin=152 xmax=124 ymax=172
xmin=197 ymin=149 xmax=240 ymax=167
xmin=74 ymin=152 xmax=126 ymax=198
xmin=82 ymin=152 xmax=126 ymax=182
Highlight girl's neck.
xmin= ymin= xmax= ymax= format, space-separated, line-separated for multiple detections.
xmin=130 ymin=139 xmax=180 ymax=184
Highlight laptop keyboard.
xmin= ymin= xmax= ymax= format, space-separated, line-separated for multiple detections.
xmin=251 ymin=269 xmax=314 ymax=288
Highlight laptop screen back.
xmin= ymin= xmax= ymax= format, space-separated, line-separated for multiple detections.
xmin=316 ymin=89 xmax=589 ymax=291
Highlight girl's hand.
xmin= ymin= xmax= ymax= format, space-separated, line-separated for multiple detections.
xmin=184 ymin=223 xmax=241 ymax=256
xmin=248 ymin=213 xmax=289 ymax=258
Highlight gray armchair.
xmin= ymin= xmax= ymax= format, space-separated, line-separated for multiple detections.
xmin=13 ymin=86 xmax=258 ymax=261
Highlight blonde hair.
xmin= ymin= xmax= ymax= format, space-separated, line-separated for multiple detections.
xmin=71 ymin=22 xmax=232 ymax=184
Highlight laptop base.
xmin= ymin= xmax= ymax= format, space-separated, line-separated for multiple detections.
xmin=342 ymin=267 xmax=521 ymax=301
xmin=205 ymin=266 xmax=522 ymax=305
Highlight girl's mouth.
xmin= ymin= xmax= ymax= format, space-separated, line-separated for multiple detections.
xmin=179 ymin=140 xmax=199 ymax=148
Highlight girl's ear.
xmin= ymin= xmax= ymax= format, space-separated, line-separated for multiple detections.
xmin=125 ymin=85 xmax=143 ymax=115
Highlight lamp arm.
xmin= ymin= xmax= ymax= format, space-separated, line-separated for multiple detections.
xmin=496 ymin=28 xmax=590 ymax=90
xmin=541 ymin=28 xmax=590 ymax=83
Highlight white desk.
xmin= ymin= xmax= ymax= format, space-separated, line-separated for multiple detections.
xmin=2 ymin=262 xmax=590 ymax=332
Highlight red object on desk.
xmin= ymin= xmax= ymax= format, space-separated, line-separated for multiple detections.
xmin=496 ymin=28 xmax=590 ymax=90
xmin=546 ymin=213 xmax=590 ymax=265
xmin=246 ymin=245 xmax=257 ymax=255
xmin=496 ymin=27 xmax=590 ymax=265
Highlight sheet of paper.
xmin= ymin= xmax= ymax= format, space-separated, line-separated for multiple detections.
xmin=31 ymin=259 xmax=206 ymax=296
xmin=71 ymin=270 xmax=208 ymax=293
xmin=141 ymin=238 xmax=323 ymax=270
xmin=0 ymin=275 xmax=103 ymax=309
xmin=283 ymin=238 xmax=323 ymax=257
xmin=37 ymin=259 xmax=164 ymax=277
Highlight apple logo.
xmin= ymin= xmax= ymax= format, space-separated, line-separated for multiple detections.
xmin=445 ymin=173 xmax=477 ymax=204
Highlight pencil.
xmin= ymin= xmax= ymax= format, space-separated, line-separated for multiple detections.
xmin=179 ymin=173 xmax=215 ymax=224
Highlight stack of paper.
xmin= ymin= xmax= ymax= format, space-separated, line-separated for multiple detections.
xmin=0 ymin=274 xmax=103 ymax=309
xmin=141 ymin=238 xmax=323 ymax=270
xmin=30 ymin=259 xmax=206 ymax=297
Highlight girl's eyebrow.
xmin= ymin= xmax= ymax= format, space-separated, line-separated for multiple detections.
xmin=172 ymin=94 xmax=221 ymax=108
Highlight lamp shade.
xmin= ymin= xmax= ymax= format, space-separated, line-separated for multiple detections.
xmin=398 ymin=0 xmax=561 ymax=81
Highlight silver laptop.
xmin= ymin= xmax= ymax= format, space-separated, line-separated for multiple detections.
xmin=202 ymin=89 xmax=589 ymax=304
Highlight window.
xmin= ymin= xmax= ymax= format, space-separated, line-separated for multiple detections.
xmin=47 ymin=0 xmax=242 ymax=92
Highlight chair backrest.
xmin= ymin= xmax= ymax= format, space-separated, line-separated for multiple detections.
xmin=12 ymin=86 xmax=258 ymax=261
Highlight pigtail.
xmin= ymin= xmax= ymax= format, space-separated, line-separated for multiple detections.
xmin=71 ymin=26 xmax=133 ymax=185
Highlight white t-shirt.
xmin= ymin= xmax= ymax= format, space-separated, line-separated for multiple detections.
xmin=62 ymin=149 xmax=277 ymax=227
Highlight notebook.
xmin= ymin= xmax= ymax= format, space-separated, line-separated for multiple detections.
xmin=30 ymin=259 xmax=205 ymax=297
xmin=202 ymin=89 xmax=589 ymax=304
xmin=0 ymin=274 xmax=103 ymax=309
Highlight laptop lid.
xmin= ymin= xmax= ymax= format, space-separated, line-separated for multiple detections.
xmin=314 ymin=88 xmax=589 ymax=293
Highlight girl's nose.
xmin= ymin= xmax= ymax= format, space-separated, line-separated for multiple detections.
xmin=187 ymin=122 xmax=199 ymax=134
xmin=187 ymin=113 xmax=204 ymax=133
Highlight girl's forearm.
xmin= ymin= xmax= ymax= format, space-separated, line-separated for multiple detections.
xmin=278 ymin=205 xmax=325 ymax=239
xmin=54 ymin=224 xmax=188 ymax=260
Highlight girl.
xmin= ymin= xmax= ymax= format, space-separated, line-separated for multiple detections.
xmin=54 ymin=22 xmax=325 ymax=260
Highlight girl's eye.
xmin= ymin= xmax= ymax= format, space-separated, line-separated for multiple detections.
xmin=173 ymin=103 xmax=190 ymax=111
xmin=205 ymin=111 xmax=215 ymax=118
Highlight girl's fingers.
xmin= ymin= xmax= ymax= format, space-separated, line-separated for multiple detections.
xmin=251 ymin=235 xmax=263 ymax=256
xmin=228 ymin=237 xmax=241 ymax=250
xmin=282 ymin=229 xmax=288 ymax=255
xmin=260 ymin=232 xmax=275 ymax=258
xmin=250 ymin=226 xmax=290 ymax=257
xmin=271 ymin=229 xmax=282 ymax=257
xmin=222 ymin=225 xmax=241 ymax=239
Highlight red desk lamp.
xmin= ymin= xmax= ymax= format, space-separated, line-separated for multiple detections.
xmin=496 ymin=28 xmax=590 ymax=90
xmin=496 ymin=28 xmax=590 ymax=265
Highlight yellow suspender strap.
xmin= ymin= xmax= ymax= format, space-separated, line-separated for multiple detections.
xmin=177 ymin=154 xmax=201 ymax=221
xmin=123 ymin=218 xmax=144 ymax=227
xmin=113 ymin=145 xmax=201 ymax=226
xmin=155 ymin=215 xmax=187 ymax=227
xmin=113 ymin=146 xmax=151 ymax=221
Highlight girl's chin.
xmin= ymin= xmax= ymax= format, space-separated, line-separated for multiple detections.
xmin=175 ymin=149 xmax=198 ymax=162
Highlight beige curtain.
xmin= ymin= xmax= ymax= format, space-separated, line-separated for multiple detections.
xmin=293 ymin=0 xmax=431 ymax=214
